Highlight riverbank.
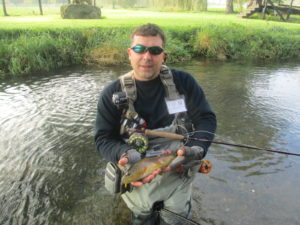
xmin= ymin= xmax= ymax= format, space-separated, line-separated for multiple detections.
xmin=1 ymin=9 xmax=300 ymax=76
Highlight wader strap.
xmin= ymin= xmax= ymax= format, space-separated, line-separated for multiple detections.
xmin=119 ymin=66 xmax=186 ymax=129
xmin=159 ymin=65 xmax=180 ymax=100
xmin=120 ymin=71 xmax=138 ymax=119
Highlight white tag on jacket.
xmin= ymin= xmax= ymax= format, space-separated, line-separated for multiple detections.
xmin=165 ymin=97 xmax=187 ymax=114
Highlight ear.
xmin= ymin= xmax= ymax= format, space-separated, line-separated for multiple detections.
xmin=127 ymin=48 xmax=132 ymax=59
xmin=163 ymin=52 xmax=167 ymax=63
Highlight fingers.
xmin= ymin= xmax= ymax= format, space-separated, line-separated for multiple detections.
xmin=175 ymin=165 xmax=184 ymax=172
xmin=162 ymin=166 xmax=171 ymax=172
xmin=142 ymin=174 xmax=155 ymax=183
xmin=152 ymin=168 xmax=162 ymax=175
xmin=161 ymin=148 xmax=185 ymax=171
xmin=118 ymin=157 xmax=128 ymax=166
xmin=142 ymin=168 xmax=161 ymax=182
xmin=131 ymin=181 xmax=144 ymax=187
xmin=160 ymin=149 xmax=173 ymax=155
xmin=130 ymin=168 xmax=162 ymax=187
xmin=168 ymin=155 xmax=185 ymax=170
xmin=199 ymin=160 xmax=212 ymax=174
xmin=199 ymin=167 xmax=210 ymax=174
xmin=177 ymin=149 xmax=185 ymax=156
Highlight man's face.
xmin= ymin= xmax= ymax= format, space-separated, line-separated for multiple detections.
xmin=128 ymin=35 xmax=166 ymax=81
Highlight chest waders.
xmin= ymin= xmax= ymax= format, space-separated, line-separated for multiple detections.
xmin=118 ymin=65 xmax=197 ymax=225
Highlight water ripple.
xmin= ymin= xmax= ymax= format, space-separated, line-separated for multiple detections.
xmin=0 ymin=63 xmax=300 ymax=225
xmin=0 ymin=70 xmax=114 ymax=225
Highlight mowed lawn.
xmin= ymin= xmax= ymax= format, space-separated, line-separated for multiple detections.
xmin=1 ymin=8 xmax=300 ymax=32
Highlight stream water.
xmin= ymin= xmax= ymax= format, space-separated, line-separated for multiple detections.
xmin=0 ymin=59 xmax=299 ymax=225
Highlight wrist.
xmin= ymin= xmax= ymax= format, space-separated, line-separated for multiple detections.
xmin=123 ymin=149 xmax=141 ymax=164
xmin=181 ymin=146 xmax=204 ymax=160
xmin=192 ymin=146 xmax=204 ymax=159
xmin=119 ymin=146 xmax=132 ymax=160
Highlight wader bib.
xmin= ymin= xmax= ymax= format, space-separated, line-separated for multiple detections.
xmin=119 ymin=65 xmax=198 ymax=225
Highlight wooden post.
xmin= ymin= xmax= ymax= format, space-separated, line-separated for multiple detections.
xmin=263 ymin=0 xmax=268 ymax=19
xmin=2 ymin=0 xmax=9 ymax=16
xmin=286 ymin=0 xmax=294 ymax=20
xmin=38 ymin=0 xmax=43 ymax=15
xmin=268 ymin=0 xmax=285 ymax=21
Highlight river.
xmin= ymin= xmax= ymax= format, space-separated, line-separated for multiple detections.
xmin=0 ymin=59 xmax=299 ymax=225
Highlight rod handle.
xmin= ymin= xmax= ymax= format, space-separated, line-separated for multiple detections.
xmin=144 ymin=129 xmax=185 ymax=140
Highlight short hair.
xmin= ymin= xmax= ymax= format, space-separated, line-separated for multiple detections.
xmin=131 ymin=23 xmax=166 ymax=48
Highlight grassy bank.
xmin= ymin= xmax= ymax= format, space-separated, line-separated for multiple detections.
xmin=1 ymin=8 xmax=300 ymax=76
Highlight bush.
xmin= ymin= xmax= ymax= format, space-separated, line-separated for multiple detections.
xmin=193 ymin=24 xmax=300 ymax=59
xmin=5 ymin=32 xmax=86 ymax=75
xmin=0 ymin=21 xmax=299 ymax=76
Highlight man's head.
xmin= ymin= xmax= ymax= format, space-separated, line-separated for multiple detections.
xmin=130 ymin=23 xmax=166 ymax=48
xmin=128 ymin=24 xmax=167 ymax=81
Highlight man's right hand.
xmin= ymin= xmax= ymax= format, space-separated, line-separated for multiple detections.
xmin=118 ymin=149 xmax=161 ymax=187
xmin=118 ymin=149 xmax=141 ymax=166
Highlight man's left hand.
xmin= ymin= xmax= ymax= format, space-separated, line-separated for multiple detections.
xmin=167 ymin=146 xmax=204 ymax=171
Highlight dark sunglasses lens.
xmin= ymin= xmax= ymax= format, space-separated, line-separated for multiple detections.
xmin=148 ymin=46 xmax=163 ymax=55
xmin=132 ymin=45 xmax=147 ymax=53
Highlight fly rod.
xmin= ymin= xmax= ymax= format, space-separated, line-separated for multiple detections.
xmin=132 ymin=129 xmax=300 ymax=157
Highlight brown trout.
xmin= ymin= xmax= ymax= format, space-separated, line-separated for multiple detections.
xmin=121 ymin=154 xmax=176 ymax=185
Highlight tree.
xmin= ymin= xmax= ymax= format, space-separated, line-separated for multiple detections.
xmin=196 ymin=0 xmax=208 ymax=11
xmin=226 ymin=0 xmax=234 ymax=13
xmin=38 ymin=0 xmax=43 ymax=15
xmin=2 ymin=0 xmax=9 ymax=16
xmin=117 ymin=0 xmax=137 ymax=8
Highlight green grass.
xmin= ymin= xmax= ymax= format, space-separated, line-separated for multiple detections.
xmin=1 ymin=7 xmax=300 ymax=76
xmin=1 ymin=7 xmax=300 ymax=29
xmin=0 ymin=6 xmax=60 ymax=16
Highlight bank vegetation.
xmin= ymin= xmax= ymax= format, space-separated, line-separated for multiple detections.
xmin=0 ymin=9 xmax=300 ymax=76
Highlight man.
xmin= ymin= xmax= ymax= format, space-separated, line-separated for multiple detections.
xmin=95 ymin=23 xmax=216 ymax=225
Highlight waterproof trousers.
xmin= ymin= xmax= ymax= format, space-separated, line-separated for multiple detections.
xmin=121 ymin=167 xmax=197 ymax=225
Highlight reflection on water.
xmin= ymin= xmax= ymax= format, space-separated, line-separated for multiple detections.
xmin=0 ymin=61 xmax=299 ymax=225
xmin=181 ymin=60 xmax=300 ymax=225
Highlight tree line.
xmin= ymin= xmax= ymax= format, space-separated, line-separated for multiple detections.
xmin=104 ymin=0 xmax=238 ymax=13
xmin=1 ymin=0 xmax=242 ymax=16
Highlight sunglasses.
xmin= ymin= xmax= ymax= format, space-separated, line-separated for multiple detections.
xmin=131 ymin=45 xmax=164 ymax=55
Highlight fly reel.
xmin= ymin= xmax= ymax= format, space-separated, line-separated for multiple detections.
xmin=128 ymin=133 xmax=148 ymax=153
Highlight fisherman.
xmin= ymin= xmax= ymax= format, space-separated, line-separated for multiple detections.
xmin=95 ymin=23 xmax=217 ymax=225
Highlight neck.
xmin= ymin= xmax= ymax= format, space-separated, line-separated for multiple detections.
xmin=132 ymin=72 xmax=160 ymax=81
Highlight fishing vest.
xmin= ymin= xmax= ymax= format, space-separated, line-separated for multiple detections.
xmin=120 ymin=65 xmax=180 ymax=120
xmin=119 ymin=65 xmax=193 ymax=152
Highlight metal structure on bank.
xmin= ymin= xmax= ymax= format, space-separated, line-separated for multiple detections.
xmin=240 ymin=0 xmax=300 ymax=21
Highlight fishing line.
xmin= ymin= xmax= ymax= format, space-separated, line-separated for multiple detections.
xmin=188 ymin=137 xmax=300 ymax=157
xmin=139 ymin=129 xmax=300 ymax=157
xmin=184 ymin=130 xmax=217 ymax=136
xmin=182 ymin=130 xmax=300 ymax=157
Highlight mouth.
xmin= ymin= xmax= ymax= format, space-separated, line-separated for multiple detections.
xmin=140 ymin=64 xmax=153 ymax=70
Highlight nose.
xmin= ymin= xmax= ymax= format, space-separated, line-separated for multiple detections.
xmin=142 ymin=51 xmax=152 ymax=60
